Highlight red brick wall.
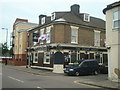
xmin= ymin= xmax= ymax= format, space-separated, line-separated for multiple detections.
xmin=2 ymin=58 xmax=27 ymax=66
xmin=13 ymin=54 xmax=27 ymax=66
xmin=15 ymin=18 xmax=28 ymax=23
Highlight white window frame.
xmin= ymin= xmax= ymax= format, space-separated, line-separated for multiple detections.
xmin=40 ymin=29 xmax=44 ymax=44
xmin=94 ymin=30 xmax=101 ymax=47
xmin=71 ymin=26 xmax=78 ymax=44
xmin=33 ymin=52 xmax=38 ymax=63
xmin=51 ymin=12 xmax=56 ymax=21
xmin=84 ymin=13 xmax=90 ymax=22
xmin=113 ymin=10 xmax=120 ymax=29
xmin=46 ymin=27 xmax=51 ymax=43
xmin=41 ymin=17 xmax=46 ymax=25
xmin=44 ymin=52 xmax=50 ymax=64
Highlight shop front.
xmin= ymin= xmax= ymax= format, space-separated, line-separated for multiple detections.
xmin=27 ymin=44 xmax=108 ymax=73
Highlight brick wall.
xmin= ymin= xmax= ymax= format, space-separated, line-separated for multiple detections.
xmin=2 ymin=58 xmax=27 ymax=66
xmin=64 ymin=25 xmax=71 ymax=43
xmin=100 ymin=31 xmax=106 ymax=47
xmin=28 ymin=23 xmax=106 ymax=47
xmin=52 ymin=24 xmax=105 ymax=47
xmin=53 ymin=24 xmax=65 ymax=43
xmin=79 ymin=27 xmax=94 ymax=46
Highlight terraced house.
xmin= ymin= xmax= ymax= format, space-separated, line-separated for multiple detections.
xmin=27 ymin=4 xmax=107 ymax=72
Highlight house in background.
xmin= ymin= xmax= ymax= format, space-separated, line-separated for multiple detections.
xmin=11 ymin=18 xmax=38 ymax=66
xmin=103 ymin=1 xmax=120 ymax=82
xmin=27 ymin=4 xmax=107 ymax=72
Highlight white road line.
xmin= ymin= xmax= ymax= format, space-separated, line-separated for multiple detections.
xmin=8 ymin=76 xmax=24 ymax=83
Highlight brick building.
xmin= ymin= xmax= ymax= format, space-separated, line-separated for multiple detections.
xmin=12 ymin=18 xmax=38 ymax=66
xmin=27 ymin=4 xmax=107 ymax=72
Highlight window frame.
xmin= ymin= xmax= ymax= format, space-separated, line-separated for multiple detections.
xmin=44 ymin=52 xmax=50 ymax=64
xmin=41 ymin=17 xmax=46 ymax=25
xmin=94 ymin=30 xmax=101 ymax=47
xmin=71 ymin=26 xmax=78 ymax=44
xmin=113 ymin=10 xmax=120 ymax=29
xmin=51 ymin=12 xmax=56 ymax=21
xmin=46 ymin=27 xmax=51 ymax=43
xmin=33 ymin=52 xmax=38 ymax=63
xmin=39 ymin=29 xmax=44 ymax=44
xmin=84 ymin=13 xmax=90 ymax=22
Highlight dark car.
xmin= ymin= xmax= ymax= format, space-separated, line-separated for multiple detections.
xmin=99 ymin=64 xmax=108 ymax=74
xmin=64 ymin=59 xmax=99 ymax=76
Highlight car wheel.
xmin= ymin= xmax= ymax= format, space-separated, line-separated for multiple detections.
xmin=75 ymin=72 xmax=80 ymax=76
xmin=94 ymin=70 xmax=98 ymax=75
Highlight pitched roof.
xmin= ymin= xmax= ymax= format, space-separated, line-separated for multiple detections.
xmin=29 ymin=4 xmax=105 ymax=32
xmin=55 ymin=12 xmax=105 ymax=30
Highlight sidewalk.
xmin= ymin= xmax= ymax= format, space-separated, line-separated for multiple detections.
xmin=76 ymin=74 xmax=120 ymax=90
xmin=2 ymin=65 xmax=120 ymax=89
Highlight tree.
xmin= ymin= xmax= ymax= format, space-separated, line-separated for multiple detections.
xmin=2 ymin=42 xmax=9 ymax=56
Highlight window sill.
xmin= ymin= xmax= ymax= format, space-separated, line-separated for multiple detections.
xmin=71 ymin=42 xmax=78 ymax=44
xmin=33 ymin=62 xmax=38 ymax=63
xmin=112 ymin=28 xmax=120 ymax=31
xmin=44 ymin=62 xmax=50 ymax=64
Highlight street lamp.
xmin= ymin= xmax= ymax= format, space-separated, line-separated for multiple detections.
xmin=1 ymin=28 xmax=8 ymax=47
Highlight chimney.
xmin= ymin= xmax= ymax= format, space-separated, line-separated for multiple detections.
xmin=71 ymin=4 xmax=80 ymax=15
xmin=15 ymin=18 xmax=28 ymax=23
xmin=39 ymin=14 xmax=46 ymax=25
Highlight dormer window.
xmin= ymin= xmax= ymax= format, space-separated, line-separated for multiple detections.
xmin=41 ymin=17 xmax=45 ymax=24
xmin=84 ymin=13 xmax=90 ymax=22
xmin=51 ymin=12 xmax=56 ymax=21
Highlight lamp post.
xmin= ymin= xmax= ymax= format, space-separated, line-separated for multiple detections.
xmin=1 ymin=28 xmax=8 ymax=47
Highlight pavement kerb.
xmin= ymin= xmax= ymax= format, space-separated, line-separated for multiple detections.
xmin=77 ymin=80 xmax=119 ymax=90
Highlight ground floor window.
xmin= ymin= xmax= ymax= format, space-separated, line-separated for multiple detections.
xmin=103 ymin=54 xmax=108 ymax=65
xmin=95 ymin=54 xmax=100 ymax=63
xmin=80 ymin=53 xmax=85 ymax=59
xmin=44 ymin=52 xmax=50 ymax=64
xmin=90 ymin=53 xmax=94 ymax=59
xmin=71 ymin=52 xmax=77 ymax=63
xmin=33 ymin=52 xmax=38 ymax=63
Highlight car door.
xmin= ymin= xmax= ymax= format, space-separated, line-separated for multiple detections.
xmin=80 ymin=62 xmax=90 ymax=75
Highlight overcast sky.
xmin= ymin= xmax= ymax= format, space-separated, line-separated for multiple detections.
xmin=0 ymin=0 xmax=119 ymax=48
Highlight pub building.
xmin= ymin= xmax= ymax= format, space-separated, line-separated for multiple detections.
xmin=27 ymin=4 xmax=108 ymax=72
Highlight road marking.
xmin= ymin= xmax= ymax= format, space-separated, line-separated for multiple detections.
xmin=0 ymin=73 xmax=2 ymax=75
xmin=8 ymin=76 xmax=24 ymax=83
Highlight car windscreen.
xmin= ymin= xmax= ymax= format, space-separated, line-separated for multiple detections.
xmin=72 ymin=60 xmax=83 ymax=66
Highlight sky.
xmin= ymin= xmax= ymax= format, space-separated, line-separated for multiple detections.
xmin=0 ymin=0 xmax=119 ymax=48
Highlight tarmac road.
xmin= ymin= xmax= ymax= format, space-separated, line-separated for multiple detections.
xmin=2 ymin=65 xmax=104 ymax=90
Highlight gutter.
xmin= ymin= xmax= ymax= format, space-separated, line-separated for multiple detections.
xmin=28 ymin=20 xmax=105 ymax=32
xmin=103 ymin=1 xmax=120 ymax=14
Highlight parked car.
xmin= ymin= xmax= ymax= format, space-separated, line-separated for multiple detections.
xmin=64 ymin=59 xmax=99 ymax=76
xmin=99 ymin=64 xmax=108 ymax=74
